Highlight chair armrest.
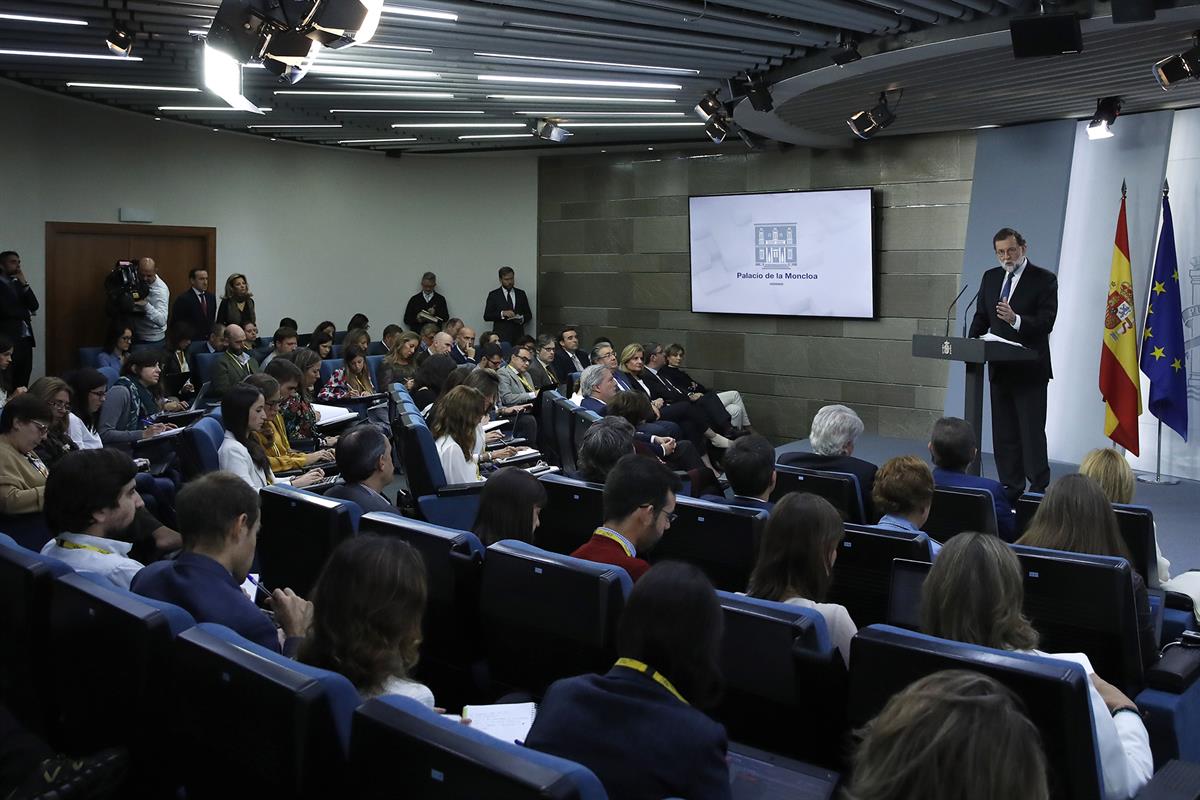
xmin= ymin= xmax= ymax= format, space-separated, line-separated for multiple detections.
xmin=435 ymin=483 xmax=485 ymax=497
xmin=1135 ymin=759 xmax=1200 ymax=798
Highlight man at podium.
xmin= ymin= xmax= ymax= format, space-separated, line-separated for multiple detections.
xmin=968 ymin=227 xmax=1059 ymax=502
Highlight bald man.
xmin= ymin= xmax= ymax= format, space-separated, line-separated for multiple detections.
xmin=416 ymin=331 xmax=454 ymax=367
xmin=451 ymin=326 xmax=476 ymax=365
xmin=210 ymin=323 xmax=260 ymax=397
xmin=132 ymin=257 xmax=170 ymax=346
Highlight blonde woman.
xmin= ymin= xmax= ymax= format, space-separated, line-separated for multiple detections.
xmin=1079 ymin=447 xmax=1171 ymax=588
xmin=216 ymin=273 xmax=256 ymax=326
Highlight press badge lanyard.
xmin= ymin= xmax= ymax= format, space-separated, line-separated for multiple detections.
xmin=615 ymin=658 xmax=688 ymax=705
xmin=593 ymin=527 xmax=635 ymax=558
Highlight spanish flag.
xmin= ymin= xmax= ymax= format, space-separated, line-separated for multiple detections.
xmin=1099 ymin=182 xmax=1141 ymax=455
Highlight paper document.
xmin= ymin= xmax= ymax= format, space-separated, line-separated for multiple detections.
xmin=483 ymin=419 xmax=510 ymax=432
xmin=978 ymin=332 xmax=1025 ymax=348
xmin=461 ymin=702 xmax=537 ymax=744
xmin=496 ymin=448 xmax=539 ymax=465
xmin=312 ymin=403 xmax=357 ymax=426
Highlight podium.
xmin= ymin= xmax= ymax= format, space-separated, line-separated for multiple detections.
xmin=912 ymin=335 xmax=1037 ymax=476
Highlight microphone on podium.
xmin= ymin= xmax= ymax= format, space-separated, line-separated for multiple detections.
xmin=944 ymin=283 xmax=970 ymax=339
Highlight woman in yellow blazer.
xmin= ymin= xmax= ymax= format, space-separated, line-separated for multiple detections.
xmin=0 ymin=394 xmax=54 ymax=514
xmin=245 ymin=374 xmax=332 ymax=475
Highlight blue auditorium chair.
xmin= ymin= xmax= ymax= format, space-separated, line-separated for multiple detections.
xmin=572 ymin=406 xmax=600 ymax=465
xmin=257 ymin=485 xmax=361 ymax=599
xmin=537 ymin=473 xmax=604 ymax=555
xmin=179 ymin=415 xmax=224 ymax=478
xmin=191 ymin=351 xmax=221 ymax=390
xmin=366 ymin=354 xmax=385 ymax=387
xmin=924 ymin=485 xmax=999 ymax=540
xmin=350 ymin=695 xmax=607 ymax=799
xmin=827 ymin=523 xmax=931 ymax=628
xmin=98 ymin=365 xmax=119 ymax=389
xmin=538 ymin=390 xmax=562 ymax=464
xmin=398 ymin=412 xmax=482 ymax=530
xmin=650 ymin=495 xmax=767 ymax=592
xmin=170 ymin=622 xmax=360 ymax=799
xmin=481 ymin=540 xmax=631 ymax=696
xmin=771 ymin=465 xmax=866 ymax=523
xmin=552 ymin=396 xmax=577 ymax=473
xmin=77 ymin=345 xmax=103 ymax=368
xmin=319 ymin=357 xmax=343 ymax=392
xmin=368 ymin=341 xmax=388 ymax=356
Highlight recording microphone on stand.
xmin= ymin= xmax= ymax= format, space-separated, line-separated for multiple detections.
xmin=961 ymin=287 xmax=981 ymax=339
xmin=944 ymin=283 xmax=970 ymax=339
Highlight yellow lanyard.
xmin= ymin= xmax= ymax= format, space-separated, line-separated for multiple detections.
xmin=593 ymin=527 xmax=634 ymax=557
xmin=56 ymin=538 xmax=113 ymax=555
xmin=615 ymin=658 xmax=688 ymax=705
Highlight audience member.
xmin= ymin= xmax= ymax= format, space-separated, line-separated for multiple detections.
xmin=203 ymin=321 xmax=226 ymax=354
xmin=377 ymin=331 xmax=420 ymax=390
xmin=478 ymin=330 xmax=500 ymax=350
xmin=216 ymin=273 xmax=255 ymax=326
xmin=873 ymin=455 xmax=935 ymax=533
xmin=528 ymin=335 xmax=559 ymax=388
xmin=747 ymin=493 xmax=855 ymax=666
xmin=483 ymin=266 xmax=532 ymax=344
xmin=326 ymin=426 xmax=397 ymax=514
xmin=553 ymin=325 xmax=586 ymax=378
xmin=313 ymin=320 xmax=336 ymax=340
xmin=346 ymin=313 xmax=370 ymax=333
xmin=279 ymin=316 xmax=298 ymax=330
xmin=65 ymin=368 xmax=107 ymax=450
xmin=417 ymin=323 xmax=439 ymax=352
xmin=471 ymin=466 xmax=547 ymax=546
xmin=162 ymin=324 xmax=194 ymax=392
xmin=0 ymin=335 xmax=23 ymax=411
xmin=443 ymin=318 xmax=464 ymax=340
xmin=591 ymin=341 xmax=618 ymax=369
xmin=643 ymin=341 xmax=736 ymax=446
xmin=920 ymin=532 xmax=1152 ymax=799
xmin=245 ymin=372 xmax=333 ymax=476
xmin=574 ymin=416 xmax=636 ymax=483
xmin=928 ymin=416 xmax=1016 ymax=541
xmin=277 ymin=348 xmax=323 ymax=442
xmin=260 ymin=326 xmax=299 ymax=369
xmin=1080 ymin=447 xmax=1171 ymax=588
xmin=843 ymin=670 xmax=1049 ymax=800
xmin=98 ymin=351 xmax=175 ymax=449
xmin=404 ymin=271 xmax=449 ymax=331
xmin=661 ymin=343 xmax=752 ymax=432
xmin=171 ymin=267 xmax=216 ymax=340
xmin=570 ymin=454 xmax=680 ymax=581
xmin=132 ymin=258 xmax=169 ymax=347
xmin=309 ymin=330 xmax=334 ymax=359
xmin=450 ymin=326 xmax=475 ymax=365
xmin=0 ymin=394 xmax=52 ymax=513
xmin=210 ymin=324 xmax=260 ymax=398
xmin=220 ymin=384 xmax=323 ymax=489
xmin=28 ymin=377 xmax=77 ymax=468
xmin=498 ymin=344 xmax=539 ymax=407
xmin=343 ymin=327 xmax=371 ymax=355
xmin=431 ymin=385 xmax=507 ymax=484
xmin=526 ymin=561 xmax=731 ymax=800
xmin=0 ymin=250 xmax=38 ymax=388
xmin=132 ymin=472 xmax=311 ymax=655
xmin=381 ymin=324 xmax=403 ymax=354
xmin=99 ymin=323 xmax=133 ymax=371
xmin=1017 ymin=474 xmax=1156 ymax=666
xmin=412 ymin=353 xmax=457 ymax=411
xmin=319 ymin=343 xmax=376 ymax=400
xmin=41 ymin=449 xmax=144 ymax=588
xmin=779 ymin=404 xmax=877 ymax=518
xmin=607 ymin=389 xmax=686 ymax=450
xmin=514 ymin=333 xmax=536 ymax=352
xmin=462 ymin=365 xmax=536 ymax=445
xmin=476 ymin=342 xmax=504 ymax=371
xmin=299 ymin=535 xmax=432 ymax=703
xmin=702 ymin=433 xmax=776 ymax=511
xmin=614 ymin=343 xmax=708 ymax=450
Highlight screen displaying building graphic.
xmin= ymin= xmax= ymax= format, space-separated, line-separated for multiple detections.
xmin=755 ymin=224 xmax=797 ymax=267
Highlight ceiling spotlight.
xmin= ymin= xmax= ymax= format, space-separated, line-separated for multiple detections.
xmin=846 ymin=92 xmax=896 ymax=140
xmin=1154 ymin=40 xmax=1200 ymax=90
xmin=105 ymin=22 xmax=133 ymax=56
xmin=694 ymin=92 xmax=722 ymax=122
xmin=832 ymin=41 xmax=862 ymax=67
xmin=704 ymin=117 xmax=729 ymax=144
xmin=303 ymin=0 xmax=384 ymax=49
xmin=536 ymin=118 xmax=571 ymax=143
xmin=743 ymin=74 xmax=773 ymax=113
xmin=1087 ymin=96 xmax=1121 ymax=140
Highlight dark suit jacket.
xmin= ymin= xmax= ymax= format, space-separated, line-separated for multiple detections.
xmin=449 ymin=345 xmax=472 ymax=365
xmin=777 ymin=451 xmax=878 ymax=521
xmin=659 ymin=365 xmax=705 ymax=394
xmin=643 ymin=369 xmax=688 ymax=404
xmin=403 ymin=291 xmax=449 ymax=331
xmin=171 ymin=289 xmax=216 ymax=339
xmin=326 ymin=482 xmax=396 ymax=515
xmin=700 ymin=493 xmax=774 ymax=513
xmin=526 ymin=666 xmax=732 ymax=800
xmin=968 ymin=261 xmax=1058 ymax=382
xmin=527 ymin=357 xmax=558 ymax=389
xmin=932 ymin=466 xmax=1016 ymax=542
xmin=483 ymin=286 xmax=532 ymax=344
xmin=579 ymin=396 xmax=606 ymax=415
xmin=0 ymin=275 xmax=38 ymax=343
xmin=552 ymin=348 xmax=586 ymax=382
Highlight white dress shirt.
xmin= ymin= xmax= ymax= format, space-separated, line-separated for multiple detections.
xmin=218 ymin=430 xmax=282 ymax=490
xmin=784 ymin=596 xmax=857 ymax=669
xmin=135 ymin=276 xmax=170 ymax=341
xmin=375 ymin=675 xmax=436 ymax=707
xmin=41 ymin=532 xmax=144 ymax=589
xmin=67 ymin=413 xmax=103 ymax=450
xmin=1000 ymin=258 xmax=1027 ymax=331
xmin=435 ymin=433 xmax=483 ymax=484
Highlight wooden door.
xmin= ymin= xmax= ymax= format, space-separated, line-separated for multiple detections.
xmin=45 ymin=222 xmax=216 ymax=375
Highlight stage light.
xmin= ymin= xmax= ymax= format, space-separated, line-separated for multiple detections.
xmin=846 ymin=92 xmax=895 ymax=140
xmin=1154 ymin=41 xmax=1200 ymax=90
xmin=203 ymin=43 xmax=262 ymax=113
xmin=704 ymin=117 xmax=729 ymax=144
xmin=744 ymin=74 xmax=773 ymax=112
xmin=261 ymin=31 xmax=322 ymax=84
xmin=304 ymin=0 xmax=384 ymax=49
xmin=1087 ymin=96 xmax=1121 ymax=140
xmin=536 ymin=118 xmax=571 ymax=143
xmin=105 ymin=22 xmax=133 ymax=56
xmin=693 ymin=92 xmax=722 ymax=121
xmin=831 ymin=41 xmax=862 ymax=67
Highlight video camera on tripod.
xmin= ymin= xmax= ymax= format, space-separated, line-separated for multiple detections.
xmin=104 ymin=258 xmax=149 ymax=322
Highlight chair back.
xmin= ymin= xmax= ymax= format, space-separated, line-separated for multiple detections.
xmin=368 ymin=341 xmax=388 ymax=356
xmin=650 ymin=496 xmax=766 ymax=591
xmin=171 ymin=622 xmax=360 ymax=799
xmin=366 ymin=354 xmax=385 ymax=387
xmin=537 ymin=473 xmax=605 ymax=555
xmin=552 ymin=397 xmax=577 ymax=473
xmin=772 ymin=466 xmax=866 ymax=523
xmin=828 ymin=524 xmax=930 ymax=628
xmin=538 ymin=390 xmax=561 ymax=463
xmin=78 ymin=345 xmax=103 ymax=368
xmin=180 ymin=415 xmax=224 ymax=478
xmin=572 ymin=407 xmax=599 ymax=466
xmin=192 ymin=351 xmax=221 ymax=387
xmin=258 ymin=485 xmax=362 ymax=599
xmin=849 ymin=625 xmax=1103 ymax=800
xmin=99 ymin=365 xmax=120 ymax=388
xmin=319 ymin=358 xmax=344 ymax=392
xmin=925 ymin=486 xmax=997 ymax=539
xmin=481 ymin=540 xmax=631 ymax=696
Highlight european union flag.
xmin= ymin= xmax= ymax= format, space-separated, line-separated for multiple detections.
xmin=1139 ymin=191 xmax=1188 ymax=440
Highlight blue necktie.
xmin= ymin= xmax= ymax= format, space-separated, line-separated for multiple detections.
xmin=1000 ymin=271 xmax=1013 ymax=303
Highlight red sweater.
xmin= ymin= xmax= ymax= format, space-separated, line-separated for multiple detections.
xmin=571 ymin=534 xmax=650 ymax=582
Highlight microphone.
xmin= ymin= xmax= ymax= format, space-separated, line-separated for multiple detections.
xmin=944 ymin=283 xmax=970 ymax=339
xmin=961 ymin=287 xmax=982 ymax=338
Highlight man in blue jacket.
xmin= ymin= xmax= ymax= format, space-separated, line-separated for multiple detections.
xmin=928 ymin=416 xmax=1016 ymax=541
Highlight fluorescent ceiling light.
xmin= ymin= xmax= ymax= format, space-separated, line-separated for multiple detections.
xmin=159 ymin=106 xmax=272 ymax=112
xmin=392 ymin=122 xmax=527 ymax=128
xmin=339 ymin=137 xmax=419 ymax=144
xmin=67 ymin=82 xmax=197 ymax=91
xmin=559 ymin=121 xmax=704 ymax=127
xmin=203 ymin=43 xmax=261 ymax=113
xmin=511 ymin=111 xmax=686 ymax=117
xmin=359 ymin=43 xmax=433 ymax=53
xmin=276 ymin=90 xmax=453 ymax=97
xmin=0 ymin=13 xmax=87 ymax=26
xmin=382 ymin=5 xmax=458 ymax=21
xmin=459 ymin=133 xmax=533 ymax=140
xmin=478 ymin=75 xmax=681 ymax=90
xmin=247 ymin=124 xmax=344 ymax=128
xmin=473 ymin=52 xmax=698 ymax=75
xmin=308 ymin=64 xmax=440 ymax=79
xmin=486 ymin=94 xmax=676 ymax=103
xmin=330 ymin=108 xmax=482 ymax=113
xmin=0 ymin=48 xmax=142 ymax=61
xmin=188 ymin=28 xmax=209 ymax=35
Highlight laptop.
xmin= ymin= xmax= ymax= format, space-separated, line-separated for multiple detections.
xmin=886 ymin=558 xmax=933 ymax=630
xmin=728 ymin=742 xmax=840 ymax=800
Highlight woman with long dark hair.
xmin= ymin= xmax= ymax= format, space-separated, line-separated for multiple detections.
xmin=319 ymin=343 xmax=375 ymax=400
xmin=98 ymin=323 xmax=133 ymax=372
xmin=472 ymin=467 xmax=547 ymax=546
xmin=411 ymin=353 xmax=456 ymax=412
xmin=430 ymin=385 xmax=489 ymax=484
xmin=0 ymin=334 xmax=17 ymax=411
xmin=280 ymin=348 xmax=323 ymax=442
xmin=98 ymin=350 xmax=175 ymax=449
xmin=218 ymin=383 xmax=276 ymax=489
xmin=65 ymin=367 xmax=108 ymax=450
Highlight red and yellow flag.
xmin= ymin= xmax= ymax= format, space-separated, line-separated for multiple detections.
xmin=1099 ymin=184 xmax=1141 ymax=455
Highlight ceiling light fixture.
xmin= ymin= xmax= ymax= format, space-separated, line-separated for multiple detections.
xmin=846 ymin=91 xmax=897 ymax=140
xmin=487 ymin=94 xmax=676 ymax=103
xmin=391 ymin=122 xmax=526 ymax=128
xmin=0 ymin=13 xmax=87 ymax=26
xmin=831 ymin=40 xmax=862 ymax=67
xmin=66 ymin=81 xmax=196 ymax=91
xmin=473 ymin=52 xmax=698 ymax=75
xmin=276 ymin=90 xmax=453 ymax=97
xmin=556 ymin=121 xmax=704 ymax=128
xmin=535 ymin=119 xmax=571 ymax=143
xmin=381 ymin=5 xmax=458 ymax=21
xmin=305 ymin=0 xmax=385 ymax=49
xmin=459 ymin=133 xmax=534 ymax=140
xmin=1086 ymin=96 xmax=1121 ymax=140
xmin=338 ymin=137 xmax=419 ymax=144
xmin=105 ymin=21 xmax=133 ymax=56
xmin=478 ymin=75 xmax=682 ymax=90
xmin=247 ymin=123 xmax=344 ymax=128
xmin=330 ymin=108 xmax=482 ymax=113
xmin=0 ymin=48 xmax=142 ymax=61
xmin=704 ymin=117 xmax=729 ymax=144
xmin=359 ymin=43 xmax=433 ymax=52
xmin=203 ymin=43 xmax=261 ymax=112
xmin=306 ymin=64 xmax=440 ymax=79
xmin=743 ymin=73 xmax=773 ymax=112
xmin=693 ymin=92 xmax=722 ymax=121
xmin=1153 ymin=37 xmax=1200 ymax=90
xmin=159 ymin=105 xmax=272 ymax=111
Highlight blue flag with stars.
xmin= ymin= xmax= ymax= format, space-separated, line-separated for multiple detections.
xmin=1139 ymin=191 xmax=1188 ymax=440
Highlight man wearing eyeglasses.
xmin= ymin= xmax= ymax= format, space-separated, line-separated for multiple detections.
xmin=498 ymin=345 xmax=540 ymax=408
xmin=571 ymin=454 xmax=681 ymax=582
xmin=527 ymin=335 xmax=560 ymax=390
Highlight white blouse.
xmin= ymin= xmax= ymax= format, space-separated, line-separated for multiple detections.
xmin=434 ymin=433 xmax=483 ymax=484
xmin=218 ymin=431 xmax=285 ymax=489
xmin=376 ymin=675 xmax=436 ymax=708
xmin=68 ymin=413 xmax=104 ymax=450
xmin=783 ymin=596 xmax=857 ymax=668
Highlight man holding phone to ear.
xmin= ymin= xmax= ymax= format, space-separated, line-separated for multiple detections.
xmin=0 ymin=251 xmax=38 ymax=389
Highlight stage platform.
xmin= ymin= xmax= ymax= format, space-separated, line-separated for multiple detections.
xmin=776 ymin=434 xmax=1200 ymax=575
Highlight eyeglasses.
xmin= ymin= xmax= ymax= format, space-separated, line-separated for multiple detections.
xmin=28 ymin=420 xmax=49 ymax=435
xmin=48 ymin=400 xmax=70 ymax=410
xmin=118 ymin=335 xmax=133 ymax=342
xmin=89 ymin=389 xmax=107 ymax=399
xmin=511 ymin=354 xmax=530 ymax=363
xmin=641 ymin=504 xmax=677 ymax=523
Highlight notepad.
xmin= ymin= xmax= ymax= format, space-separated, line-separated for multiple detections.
xmin=483 ymin=419 xmax=510 ymax=432
xmin=460 ymin=702 xmax=538 ymax=744
xmin=312 ymin=403 xmax=357 ymax=426
xmin=496 ymin=448 xmax=540 ymax=465
xmin=978 ymin=332 xmax=1025 ymax=348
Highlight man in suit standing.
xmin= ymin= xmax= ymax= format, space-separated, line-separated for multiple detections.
xmin=483 ymin=266 xmax=532 ymax=344
xmin=171 ymin=268 xmax=216 ymax=342
xmin=968 ymin=227 xmax=1058 ymax=502
xmin=552 ymin=326 xmax=586 ymax=379
xmin=403 ymin=272 xmax=450 ymax=332
xmin=0 ymin=251 xmax=38 ymax=388
xmin=325 ymin=427 xmax=397 ymax=515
